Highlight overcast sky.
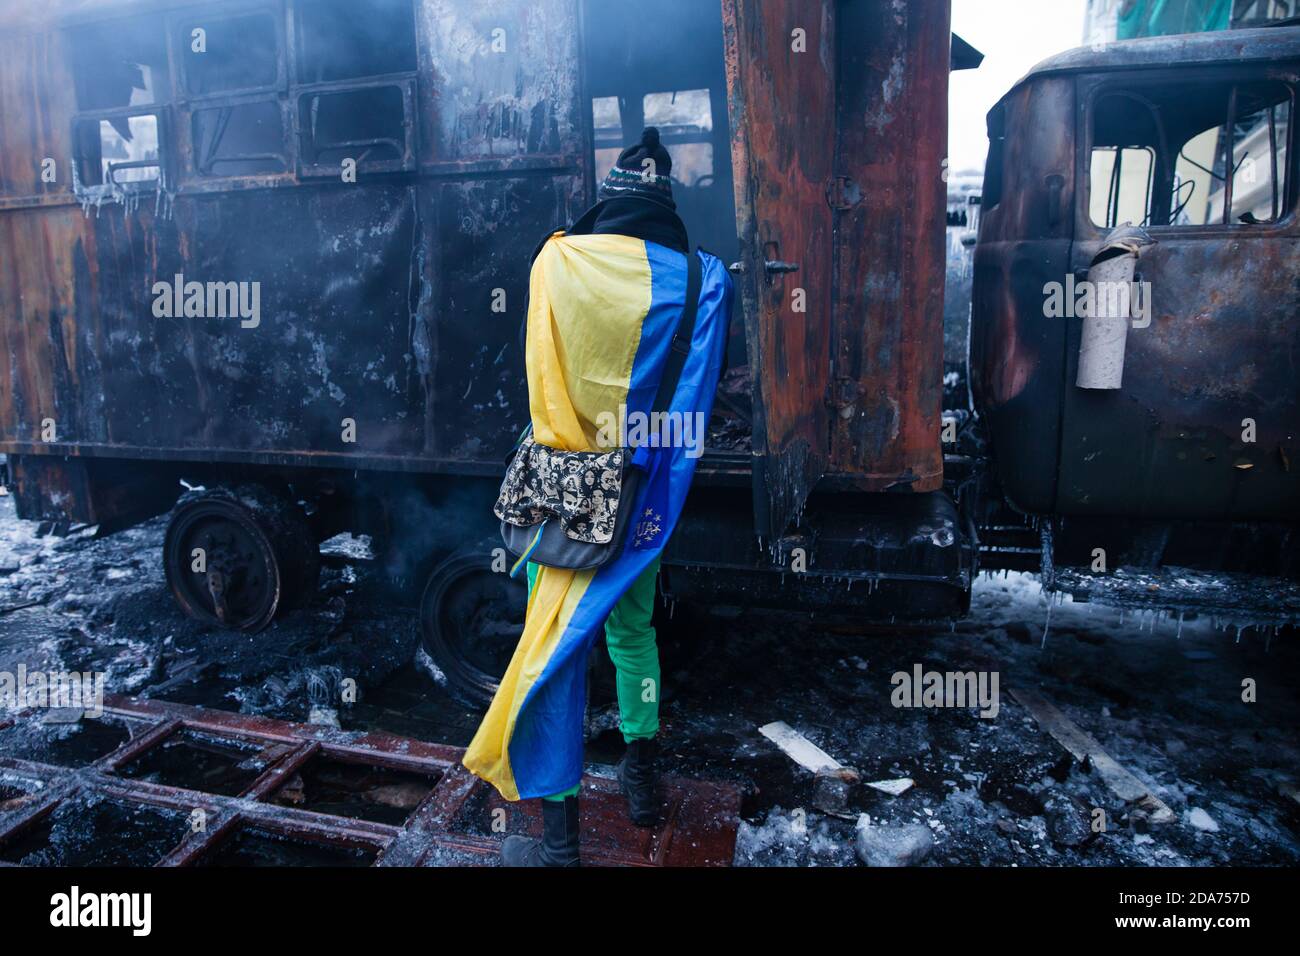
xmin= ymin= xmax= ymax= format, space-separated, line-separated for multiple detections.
xmin=949 ymin=0 xmax=1089 ymax=174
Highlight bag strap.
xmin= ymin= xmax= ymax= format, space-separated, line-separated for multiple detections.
xmin=648 ymin=249 xmax=702 ymax=418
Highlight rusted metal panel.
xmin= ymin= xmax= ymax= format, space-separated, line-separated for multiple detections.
xmin=7 ymin=454 xmax=180 ymax=528
xmin=970 ymin=76 xmax=1078 ymax=515
xmin=413 ymin=0 xmax=584 ymax=164
xmin=428 ymin=174 xmax=582 ymax=459
xmin=722 ymin=0 xmax=836 ymax=539
xmin=0 ymin=204 xmax=96 ymax=454
xmin=0 ymin=29 xmax=76 ymax=198
xmin=0 ymin=695 xmax=743 ymax=867
xmin=827 ymin=0 xmax=950 ymax=494
xmin=0 ymin=0 xmax=585 ymax=484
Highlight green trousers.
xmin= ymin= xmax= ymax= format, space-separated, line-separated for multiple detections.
xmin=527 ymin=558 xmax=661 ymax=801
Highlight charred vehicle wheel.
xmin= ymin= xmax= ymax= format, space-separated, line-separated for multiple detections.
xmin=163 ymin=485 xmax=320 ymax=633
xmin=419 ymin=541 xmax=526 ymax=708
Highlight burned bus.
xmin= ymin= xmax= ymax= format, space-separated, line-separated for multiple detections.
xmin=0 ymin=1 xmax=1295 ymax=706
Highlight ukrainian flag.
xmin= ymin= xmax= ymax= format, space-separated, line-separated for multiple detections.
xmin=464 ymin=233 xmax=732 ymax=800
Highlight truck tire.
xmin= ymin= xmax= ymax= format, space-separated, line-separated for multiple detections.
xmin=163 ymin=484 xmax=320 ymax=633
xmin=419 ymin=539 xmax=526 ymax=709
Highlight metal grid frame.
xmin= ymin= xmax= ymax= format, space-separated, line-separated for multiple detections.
xmin=0 ymin=695 xmax=741 ymax=867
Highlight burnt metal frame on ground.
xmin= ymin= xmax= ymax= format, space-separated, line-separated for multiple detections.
xmin=0 ymin=694 xmax=740 ymax=867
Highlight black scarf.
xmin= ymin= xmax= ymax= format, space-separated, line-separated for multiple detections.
xmin=581 ymin=197 xmax=689 ymax=254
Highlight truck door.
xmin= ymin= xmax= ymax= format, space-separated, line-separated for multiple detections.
xmin=1066 ymin=69 xmax=1300 ymax=520
xmin=722 ymin=0 xmax=836 ymax=540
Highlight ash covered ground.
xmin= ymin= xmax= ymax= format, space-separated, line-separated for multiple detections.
xmin=2 ymin=492 xmax=1298 ymax=867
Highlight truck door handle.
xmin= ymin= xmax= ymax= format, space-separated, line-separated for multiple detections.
xmin=727 ymin=260 xmax=802 ymax=275
xmin=764 ymin=260 xmax=800 ymax=274
xmin=1046 ymin=174 xmax=1065 ymax=229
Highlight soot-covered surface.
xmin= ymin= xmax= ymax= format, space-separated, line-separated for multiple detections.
xmin=1 ymin=493 xmax=1297 ymax=866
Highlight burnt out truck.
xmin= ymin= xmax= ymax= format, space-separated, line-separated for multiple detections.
xmin=970 ymin=24 xmax=1300 ymax=607
xmin=0 ymin=1 xmax=1296 ymax=706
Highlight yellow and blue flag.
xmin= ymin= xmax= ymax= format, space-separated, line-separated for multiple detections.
xmin=463 ymin=232 xmax=732 ymax=800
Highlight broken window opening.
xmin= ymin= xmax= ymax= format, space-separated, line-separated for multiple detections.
xmin=295 ymin=0 xmax=417 ymax=83
xmin=296 ymin=83 xmax=413 ymax=174
xmin=192 ymin=100 xmax=288 ymax=176
xmin=643 ymin=89 xmax=715 ymax=189
xmin=74 ymin=113 xmax=163 ymax=188
xmin=1172 ymin=123 xmax=1226 ymax=225
xmin=1089 ymin=79 xmax=1293 ymax=229
xmin=69 ymin=17 xmax=170 ymax=111
xmin=591 ymin=94 xmax=624 ymax=183
xmin=291 ymin=1 xmax=419 ymax=178
xmin=182 ymin=11 xmax=281 ymax=97
xmin=1089 ymin=145 xmax=1155 ymax=229
xmin=1225 ymin=91 xmax=1292 ymax=224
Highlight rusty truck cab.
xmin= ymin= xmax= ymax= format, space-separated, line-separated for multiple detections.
xmin=971 ymin=26 xmax=1300 ymax=579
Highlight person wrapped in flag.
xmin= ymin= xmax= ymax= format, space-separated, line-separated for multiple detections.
xmin=464 ymin=127 xmax=733 ymax=866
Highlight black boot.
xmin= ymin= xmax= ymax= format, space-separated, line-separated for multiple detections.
xmin=617 ymin=738 xmax=660 ymax=827
xmin=500 ymin=795 xmax=580 ymax=867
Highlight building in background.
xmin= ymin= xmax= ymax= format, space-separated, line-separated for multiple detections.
xmin=944 ymin=172 xmax=982 ymax=410
xmin=1085 ymin=0 xmax=1296 ymax=46
xmin=943 ymin=37 xmax=986 ymax=410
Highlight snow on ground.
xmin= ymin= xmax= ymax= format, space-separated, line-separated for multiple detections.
xmin=2 ymin=492 xmax=1297 ymax=866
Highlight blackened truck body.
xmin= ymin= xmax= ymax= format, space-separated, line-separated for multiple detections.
xmin=0 ymin=1 xmax=1295 ymax=704
xmin=970 ymin=25 xmax=1300 ymax=589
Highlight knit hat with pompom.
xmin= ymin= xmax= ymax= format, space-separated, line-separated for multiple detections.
xmin=597 ymin=127 xmax=676 ymax=209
